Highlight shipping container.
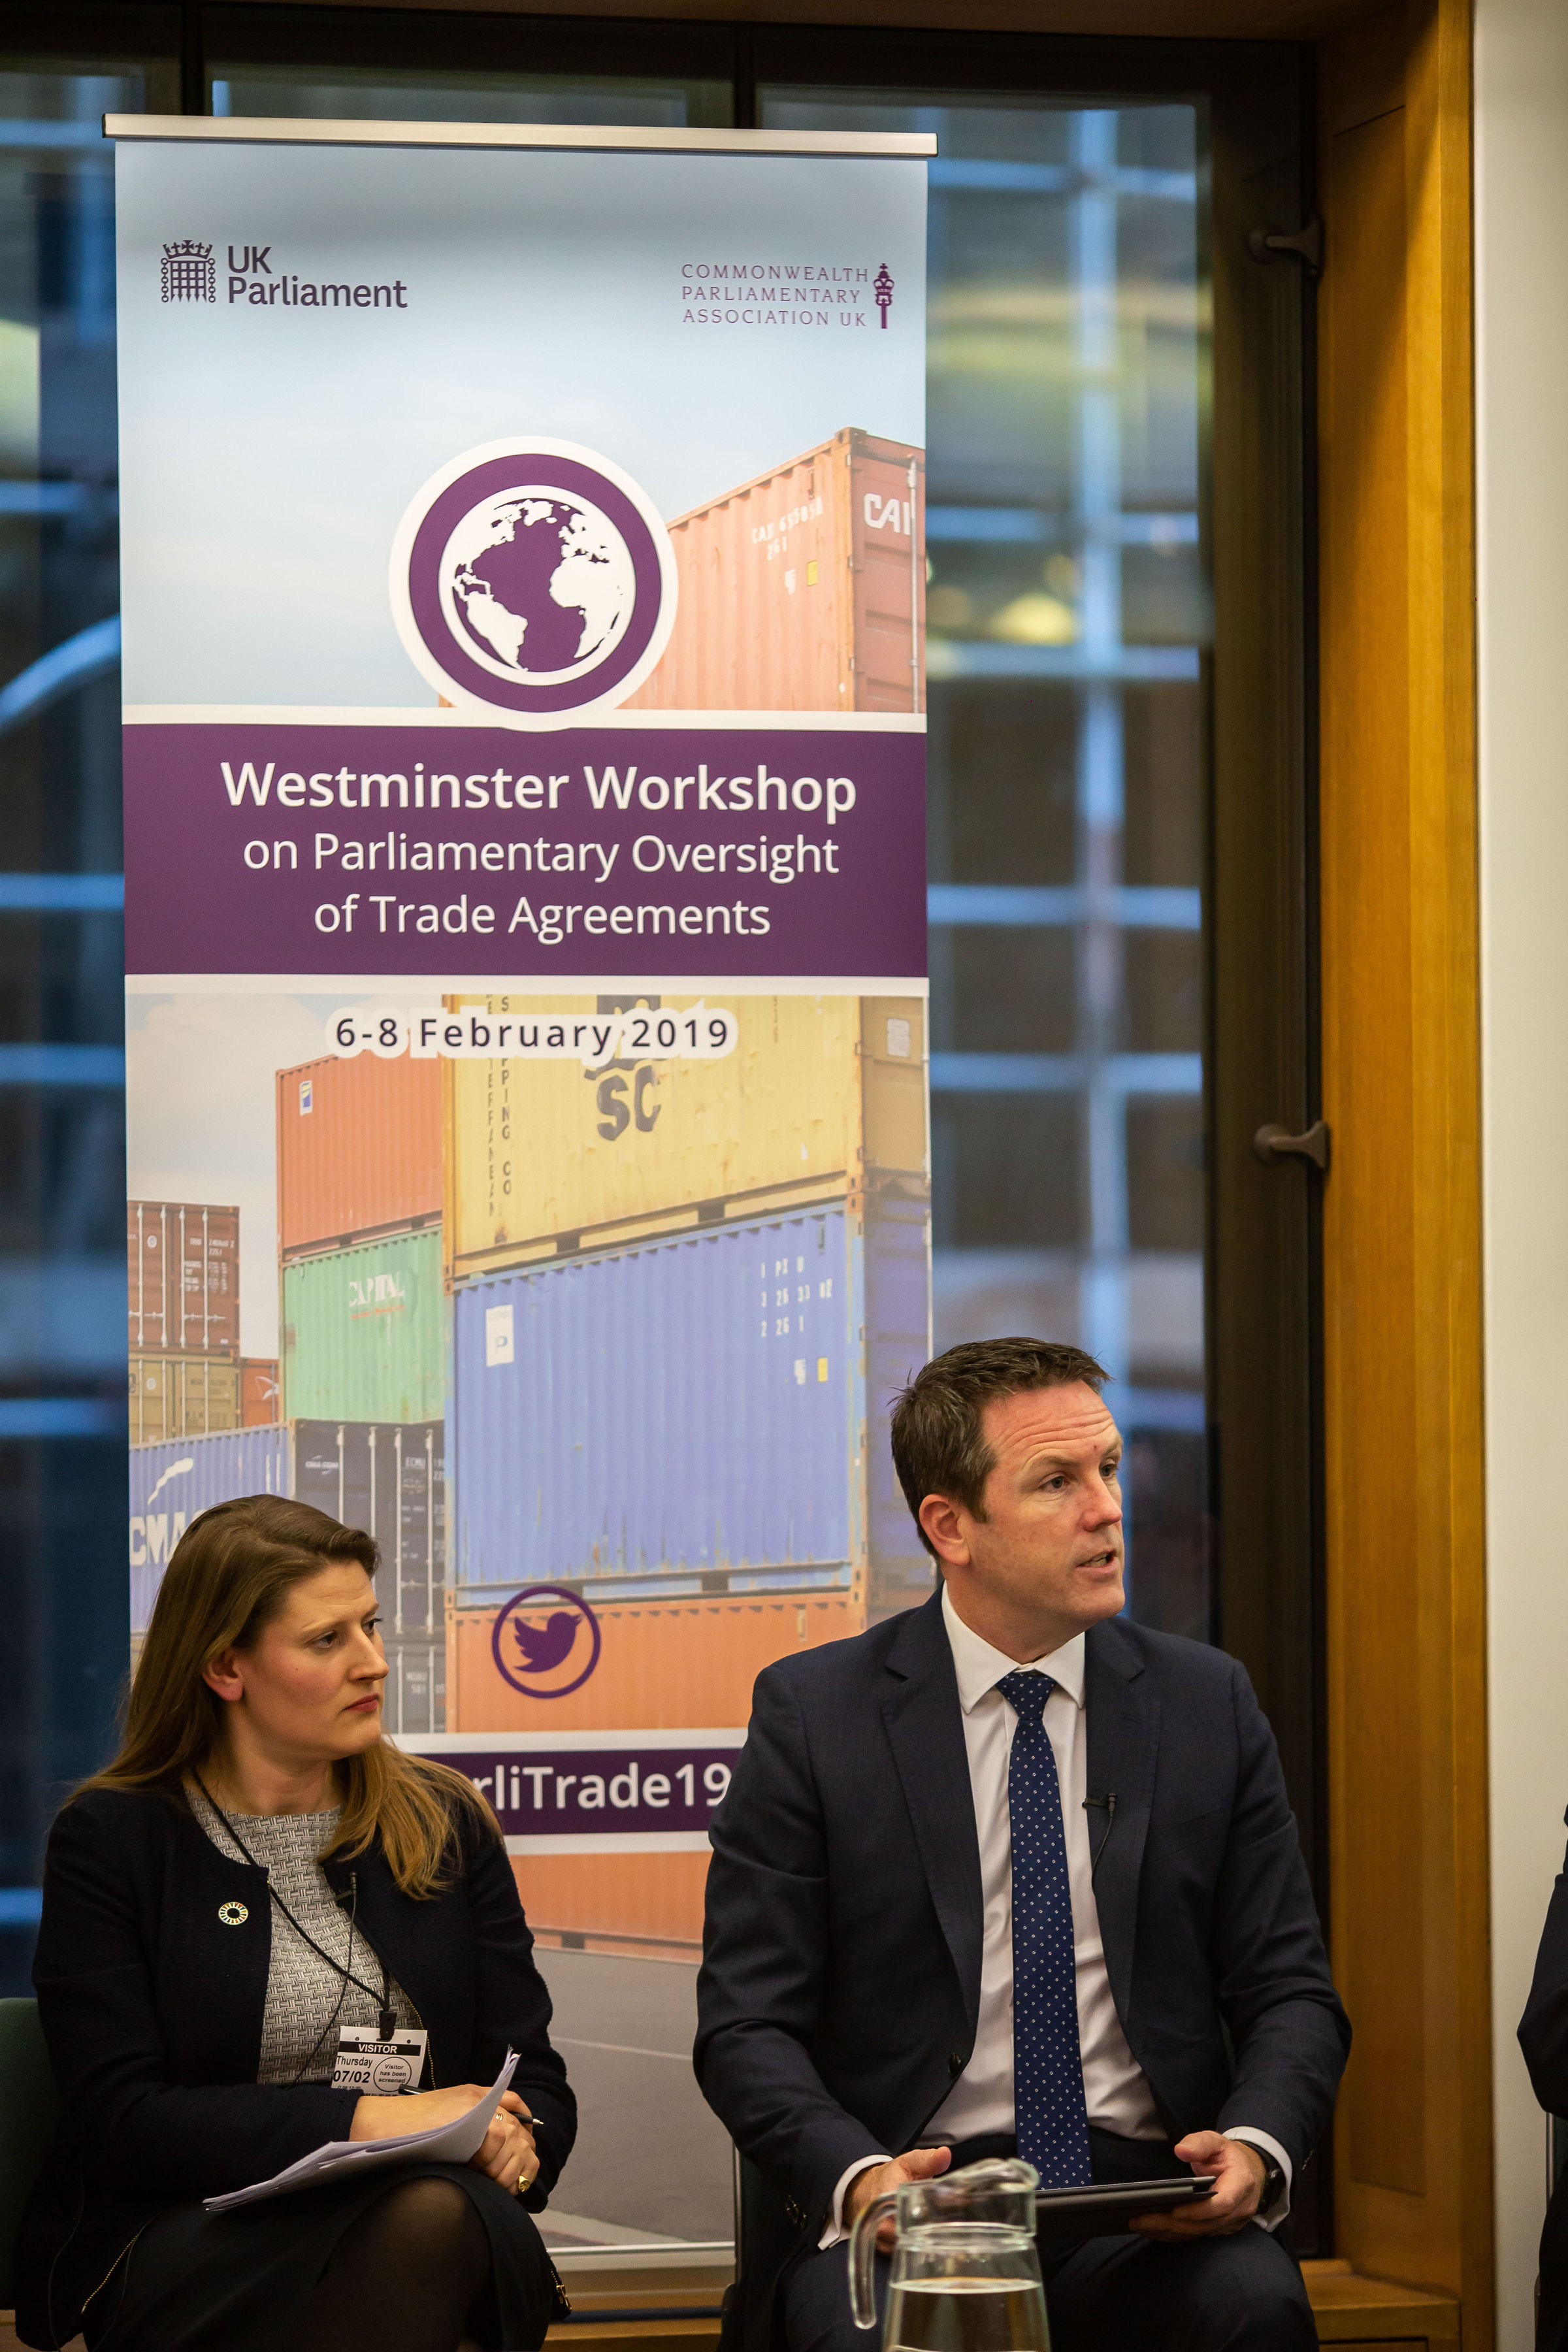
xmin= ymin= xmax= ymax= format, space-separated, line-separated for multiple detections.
xmin=129 ymin=1424 xmax=289 ymax=1631
xmin=129 ymin=1419 xmax=446 ymax=1732
xmin=862 ymin=1188 xmax=936 ymax=1614
xmin=127 ymin=1201 xmax=239 ymax=1356
xmin=240 ymin=1358 xmax=279 ymax=1425
xmin=282 ymin=1229 xmax=446 ymax=1425
xmin=278 ymin=1052 xmax=442 ymax=1261
xmin=445 ymin=994 xmax=926 ymax=1279
xmin=447 ymin=1590 xmax=867 ymax=1735
xmin=129 ymin=1354 xmax=240 ymax=1445
xmin=382 ymin=1631 xmax=446 ymax=1739
xmin=453 ymin=1207 xmax=854 ymax=1597
xmin=440 ymin=1591 xmax=880 ymax=1945
xmin=450 ymin=1198 xmax=929 ymax=1606
xmin=292 ymin=1416 xmax=446 ymax=1646
xmin=625 ymin=428 xmax=924 ymax=714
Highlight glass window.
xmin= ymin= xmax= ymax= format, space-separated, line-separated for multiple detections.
xmin=0 ymin=33 xmax=177 ymax=1988
xmin=0 ymin=33 xmax=1260 ymax=2264
xmin=208 ymin=62 xmax=732 ymax=128
xmin=762 ymin=86 xmax=1212 ymax=1642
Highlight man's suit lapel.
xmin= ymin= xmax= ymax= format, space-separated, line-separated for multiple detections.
xmin=881 ymin=1591 xmax=985 ymax=2032
xmin=1085 ymin=1618 xmax=1159 ymax=2024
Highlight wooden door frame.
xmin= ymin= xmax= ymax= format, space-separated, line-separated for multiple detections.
xmin=1317 ymin=0 xmax=1486 ymax=2332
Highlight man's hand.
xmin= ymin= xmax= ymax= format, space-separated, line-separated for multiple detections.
xmin=845 ymin=2148 xmax=953 ymax=2247
xmin=1129 ymin=2134 xmax=1266 ymax=2240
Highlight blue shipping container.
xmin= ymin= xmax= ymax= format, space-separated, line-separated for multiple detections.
xmin=862 ymin=1190 xmax=937 ymax=1605
xmin=452 ymin=1208 xmax=862 ymax=1595
xmin=129 ymin=1426 xmax=288 ymax=1634
xmin=129 ymin=1421 xmax=447 ymax=1651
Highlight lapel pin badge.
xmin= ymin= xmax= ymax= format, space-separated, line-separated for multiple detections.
xmin=218 ymin=1901 xmax=249 ymax=1925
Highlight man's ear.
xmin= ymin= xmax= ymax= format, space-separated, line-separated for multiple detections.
xmin=919 ymin=1492 xmax=970 ymax=1569
xmin=203 ymin=1648 xmax=244 ymax=1703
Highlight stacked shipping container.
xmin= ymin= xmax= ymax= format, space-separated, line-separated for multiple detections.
xmin=281 ymin=1230 xmax=444 ymax=1424
xmin=129 ymin=1355 xmax=240 ymax=1446
xmin=129 ymin=1420 xmax=446 ymax=1733
xmin=278 ymin=1053 xmax=442 ymax=1257
xmin=128 ymin=1201 xmax=239 ymax=1356
xmin=128 ymin=1201 xmax=243 ymax=1441
xmin=240 ymin=1358 xmax=280 ymax=1424
xmin=444 ymin=994 xmax=926 ymax=1273
xmin=278 ymin=1053 xmax=444 ymax=1420
xmin=274 ymin=1049 xmax=449 ymax=1729
xmin=129 ymin=1424 xmax=288 ymax=1632
xmin=439 ymin=991 xmax=932 ymax=1943
xmin=452 ymin=1207 xmax=857 ymax=1596
xmin=624 ymin=429 xmax=924 ymax=715
xmin=128 ymin=996 xmax=928 ymax=1930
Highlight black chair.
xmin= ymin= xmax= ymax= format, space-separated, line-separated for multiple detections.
xmin=0 ymin=1997 xmax=59 ymax=2313
xmin=722 ymin=2149 xmax=768 ymax=2352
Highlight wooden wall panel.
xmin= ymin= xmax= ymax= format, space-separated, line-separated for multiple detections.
xmin=1318 ymin=0 xmax=1487 ymax=2328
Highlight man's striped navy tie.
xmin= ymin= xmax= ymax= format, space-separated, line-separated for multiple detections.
xmin=998 ymin=1669 xmax=1092 ymax=2188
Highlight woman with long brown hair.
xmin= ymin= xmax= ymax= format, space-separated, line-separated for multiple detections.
xmin=16 ymin=1494 xmax=576 ymax=2352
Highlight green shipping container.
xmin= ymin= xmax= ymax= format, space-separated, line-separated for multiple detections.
xmin=282 ymin=1229 xmax=445 ymax=1424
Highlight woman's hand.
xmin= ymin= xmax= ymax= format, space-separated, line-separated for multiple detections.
xmin=470 ymin=2094 xmax=537 ymax=2194
xmin=350 ymin=2085 xmax=538 ymax=2190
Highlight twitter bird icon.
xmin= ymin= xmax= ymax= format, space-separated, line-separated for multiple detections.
xmin=492 ymin=1584 xmax=602 ymax=1698
xmin=513 ymin=1610 xmax=580 ymax=1675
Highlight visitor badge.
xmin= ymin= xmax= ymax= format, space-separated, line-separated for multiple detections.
xmin=331 ymin=2025 xmax=429 ymax=2093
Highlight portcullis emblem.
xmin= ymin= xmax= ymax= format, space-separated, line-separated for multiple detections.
xmin=161 ymin=241 xmax=216 ymax=303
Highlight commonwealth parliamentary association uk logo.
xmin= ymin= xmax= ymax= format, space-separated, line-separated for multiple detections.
xmin=389 ymin=437 xmax=678 ymax=729
xmin=161 ymin=240 xmax=215 ymax=302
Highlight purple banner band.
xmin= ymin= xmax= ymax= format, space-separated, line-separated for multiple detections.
xmin=442 ymin=1744 xmax=736 ymax=1838
xmin=124 ymin=722 xmax=926 ymax=977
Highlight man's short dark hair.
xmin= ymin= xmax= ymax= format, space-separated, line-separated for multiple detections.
xmin=890 ymin=1337 xmax=1110 ymax=1558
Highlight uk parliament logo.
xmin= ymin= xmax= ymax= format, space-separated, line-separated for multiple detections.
xmin=161 ymin=240 xmax=214 ymax=303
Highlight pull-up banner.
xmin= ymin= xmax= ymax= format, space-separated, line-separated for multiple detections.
xmin=113 ymin=115 xmax=932 ymax=1963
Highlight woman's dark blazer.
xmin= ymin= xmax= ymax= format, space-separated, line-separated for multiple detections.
xmin=16 ymin=1782 xmax=576 ymax=2351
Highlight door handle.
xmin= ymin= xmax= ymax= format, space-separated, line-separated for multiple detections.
xmin=1247 ymin=218 xmax=1324 ymax=279
xmin=1252 ymin=1120 xmax=1330 ymax=1172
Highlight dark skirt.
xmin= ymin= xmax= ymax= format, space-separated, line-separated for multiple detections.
xmin=78 ymin=2162 xmax=563 ymax=2352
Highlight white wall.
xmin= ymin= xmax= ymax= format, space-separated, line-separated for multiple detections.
xmin=1477 ymin=3 xmax=1568 ymax=2344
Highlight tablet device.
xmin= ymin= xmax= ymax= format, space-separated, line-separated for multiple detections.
xmin=1033 ymin=2178 xmax=1217 ymax=2240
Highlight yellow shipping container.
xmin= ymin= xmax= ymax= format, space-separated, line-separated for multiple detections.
xmin=444 ymin=992 xmax=926 ymax=1279
xmin=129 ymin=1354 xmax=240 ymax=1445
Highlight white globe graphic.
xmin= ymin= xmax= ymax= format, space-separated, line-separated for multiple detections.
xmin=437 ymin=485 xmax=637 ymax=687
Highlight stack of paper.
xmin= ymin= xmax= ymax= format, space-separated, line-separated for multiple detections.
xmin=204 ymin=2050 xmax=521 ymax=2213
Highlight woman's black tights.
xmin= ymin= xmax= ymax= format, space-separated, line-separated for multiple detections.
xmin=292 ymin=2176 xmax=491 ymax=2352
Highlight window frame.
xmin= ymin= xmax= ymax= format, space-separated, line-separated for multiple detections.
xmin=0 ymin=0 xmax=1326 ymax=2264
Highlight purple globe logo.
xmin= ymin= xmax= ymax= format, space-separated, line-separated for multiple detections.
xmin=390 ymin=438 xmax=677 ymax=728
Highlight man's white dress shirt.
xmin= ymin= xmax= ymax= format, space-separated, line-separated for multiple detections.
xmin=822 ymin=1585 xmax=1292 ymax=2242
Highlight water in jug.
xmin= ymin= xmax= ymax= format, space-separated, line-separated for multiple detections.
xmin=847 ymin=2157 xmax=1051 ymax=2352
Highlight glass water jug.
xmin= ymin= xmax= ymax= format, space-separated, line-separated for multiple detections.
xmin=848 ymin=2157 xmax=1051 ymax=2352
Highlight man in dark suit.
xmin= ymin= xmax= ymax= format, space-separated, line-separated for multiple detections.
xmin=696 ymin=1338 xmax=1349 ymax=2352
xmin=1518 ymin=1813 xmax=1568 ymax=2351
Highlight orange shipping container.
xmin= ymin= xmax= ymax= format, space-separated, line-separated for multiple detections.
xmin=240 ymin=1358 xmax=280 ymax=1425
xmin=625 ymin=427 xmax=925 ymax=715
xmin=447 ymin=1590 xmax=868 ymax=1737
xmin=444 ymin=1590 xmax=881 ymax=1945
xmin=127 ymin=1202 xmax=238 ymax=1357
xmin=278 ymin=1053 xmax=442 ymax=1260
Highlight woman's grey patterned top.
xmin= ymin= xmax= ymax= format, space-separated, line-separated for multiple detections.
xmin=188 ymin=1787 xmax=418 ymax=2085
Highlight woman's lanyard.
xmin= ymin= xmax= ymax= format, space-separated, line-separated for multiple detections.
xmin=192 ymin=1771 xmax=397 ymax=2040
